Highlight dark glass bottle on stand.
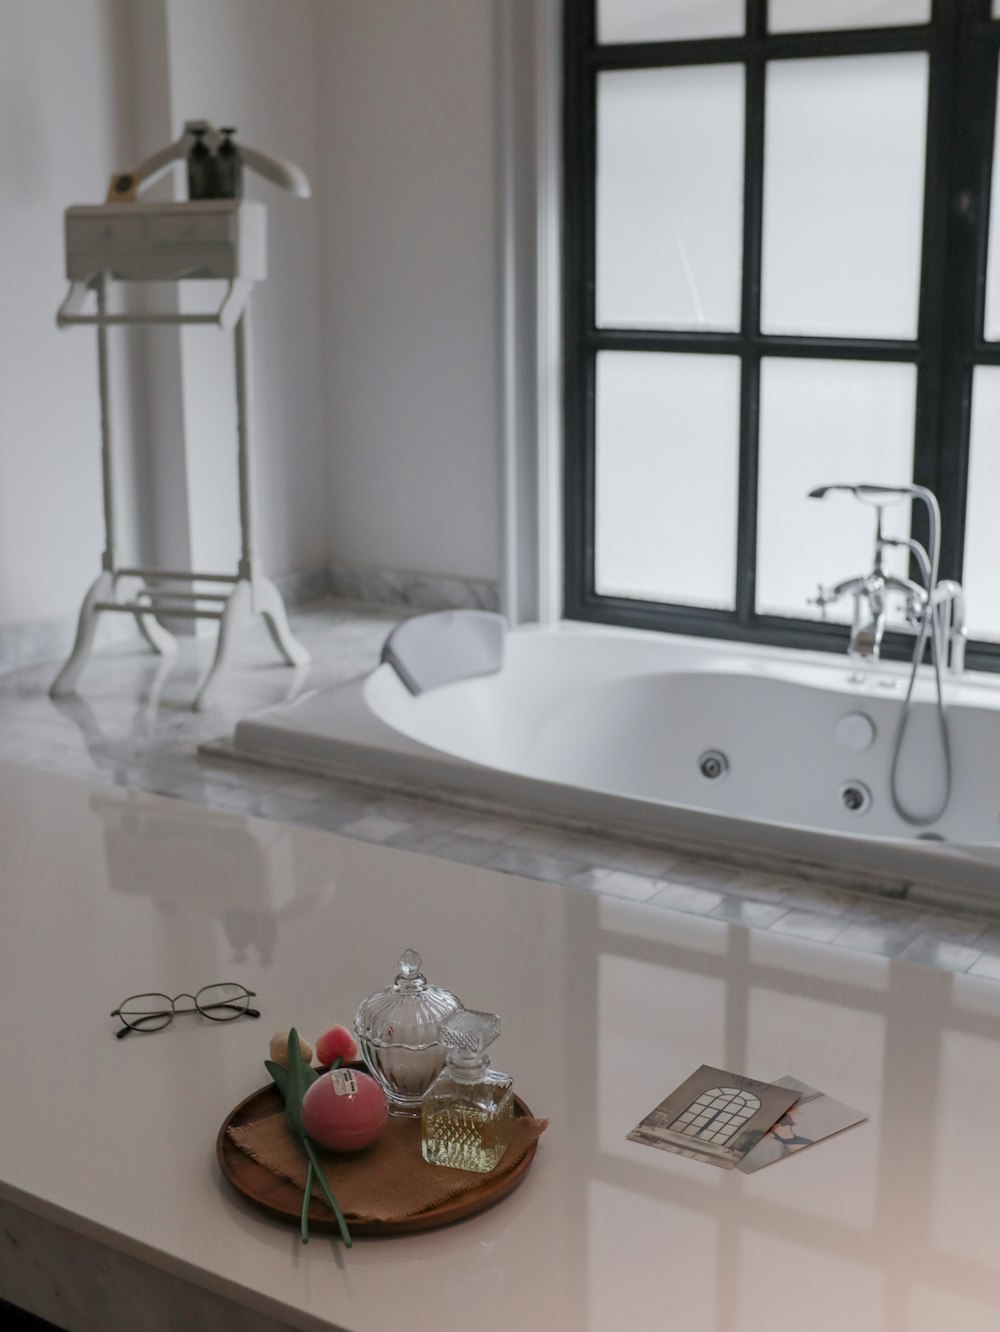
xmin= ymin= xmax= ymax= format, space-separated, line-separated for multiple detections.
xmin=216 ymin=128 xmax=244 ymax=199
xmin=187 ymin=128 xmax=215 ymax=200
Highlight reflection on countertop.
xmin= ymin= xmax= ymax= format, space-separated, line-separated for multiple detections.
xmin=1 ymin=760 xmax=999 ymax=1330
xmin=91 ymin=787 xmax=337 ymax=966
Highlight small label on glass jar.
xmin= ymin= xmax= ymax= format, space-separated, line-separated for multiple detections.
xmin=330 ymin=1068 xmax=358 ymax=1096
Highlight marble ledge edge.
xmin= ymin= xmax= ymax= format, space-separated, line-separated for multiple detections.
xmin=0 ymin=1189 xmax=311 ymax=1332
xmin=195 ymin=736 xmax=984 ymax=917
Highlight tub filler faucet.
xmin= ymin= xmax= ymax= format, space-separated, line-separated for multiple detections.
xmin=807 ymin=482 xmax=965 ymax=830
xmin=807 ymin=484 xmax=966 ymax=673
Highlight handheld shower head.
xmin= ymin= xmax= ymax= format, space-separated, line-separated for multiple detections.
xmin=808 ymin=483 xmax=910 ymax=507
xmin=806 ymin=480 xmax=942 ymax=589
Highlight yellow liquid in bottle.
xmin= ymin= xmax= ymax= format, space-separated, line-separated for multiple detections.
xmin=421 ymin=1094 xmax=514 ymax=1172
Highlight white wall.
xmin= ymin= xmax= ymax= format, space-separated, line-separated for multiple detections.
xmin=316 ymin=0 xmax=502 ymax=583
xmin=0 ymin=0 xmax=129 ymax=627
xmin=163 ymin=0 xmax=329 ymax=581
xmin=0 ymin=0 xmax=504 ymax=635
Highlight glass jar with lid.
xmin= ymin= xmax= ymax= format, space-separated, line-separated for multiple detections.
xmin=353 ymin=949 xmax=462 ymax=1117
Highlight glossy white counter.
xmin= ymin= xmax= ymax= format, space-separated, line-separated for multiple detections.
xmin=1 ymin=761 xmax=999 ymax=1332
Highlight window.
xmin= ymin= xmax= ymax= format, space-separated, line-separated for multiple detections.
xmin=564 ymin=0 xmax=1000 ymax=667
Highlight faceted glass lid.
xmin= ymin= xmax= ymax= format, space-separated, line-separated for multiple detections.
xmin=354 ymin=949 xmax=462 ymax=1051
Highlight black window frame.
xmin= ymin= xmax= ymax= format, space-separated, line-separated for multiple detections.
xmin=563 ymin=0 xmax=1000 ymax=670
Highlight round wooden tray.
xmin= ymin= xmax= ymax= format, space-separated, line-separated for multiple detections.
xmin=217 ymin=1079 xmax=538 ymax=1237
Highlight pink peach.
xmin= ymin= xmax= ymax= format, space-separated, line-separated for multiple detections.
xmin=302 ymin=1067 xmax=388 ymax=1152
xmin=315 ymin=1024 xmax=359 ymax=1067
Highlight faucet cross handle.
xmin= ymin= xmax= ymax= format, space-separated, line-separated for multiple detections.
xmin=810 ymin=573 xmax=873 ymax=613
xmin=810 ymin=583 xmax=835 ymax=617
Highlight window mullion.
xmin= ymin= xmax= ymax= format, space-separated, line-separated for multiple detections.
xmin=909 ymin=0 xmax=962 ymax=580
xmin=735 ymin=0 xmax=767 ymax=625
xmin=932 ymin=0 xmax=997 ymax=587
xmin=562 ymin=0 xmax=596 ymax=621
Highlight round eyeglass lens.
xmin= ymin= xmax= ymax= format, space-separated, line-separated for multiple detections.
xmin=119 ymin=994 xmax=173 ymax=1032
xmin=196 ymin=983 xmax=250 ymax=1021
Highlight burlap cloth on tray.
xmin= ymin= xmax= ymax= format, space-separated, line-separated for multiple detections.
xmin=228 ymin=1110 xmax=548 ymax=1223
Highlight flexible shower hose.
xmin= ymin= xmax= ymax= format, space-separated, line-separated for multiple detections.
xmin=886 ymin=490 xmax=951 ymax=827
xmin=887 ymin=597 xmax=951 ymax=827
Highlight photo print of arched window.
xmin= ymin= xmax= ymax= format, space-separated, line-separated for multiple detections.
xmin=627 ymin=1064 xmax=801 ymax=1168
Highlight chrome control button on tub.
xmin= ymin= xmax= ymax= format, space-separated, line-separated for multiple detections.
xmin=838 ymin=782 xmax=872 ymax=815
xmin=698 ymin=750 xmax=729 ymax=781
xmin=836 ymin=711 xmax=876 ymax=751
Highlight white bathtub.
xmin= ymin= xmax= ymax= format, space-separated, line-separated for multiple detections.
xmin=230 ymin=623 xmax=1000 ymax=909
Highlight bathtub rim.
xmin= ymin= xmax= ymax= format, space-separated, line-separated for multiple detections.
xmin=210 ymin=619 xmax=1000 ymax=918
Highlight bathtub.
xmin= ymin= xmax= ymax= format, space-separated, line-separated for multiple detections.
xmin=229 ymin=622 xmax=1000 ymax=910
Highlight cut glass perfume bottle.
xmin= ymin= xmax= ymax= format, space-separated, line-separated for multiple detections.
xmin=421 ymin=1008 xmax=514 ymax=1172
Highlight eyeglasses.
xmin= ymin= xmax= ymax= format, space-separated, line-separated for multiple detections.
xmin=111 ymin=983 xmax=260 ymax=1038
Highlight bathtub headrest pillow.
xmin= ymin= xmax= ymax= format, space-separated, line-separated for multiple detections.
xmin=381 ymin=610 xmax=506 ymax=695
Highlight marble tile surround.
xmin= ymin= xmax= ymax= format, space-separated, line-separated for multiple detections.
xmin=0 ymin=599 xmax=999 ymax=984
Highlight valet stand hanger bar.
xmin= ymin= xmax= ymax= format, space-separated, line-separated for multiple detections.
xmin=51 ymin=121 xmax=311 ymax=711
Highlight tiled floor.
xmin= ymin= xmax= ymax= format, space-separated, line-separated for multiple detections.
xmin=3 ymin=599 xmax=1000 ymax=982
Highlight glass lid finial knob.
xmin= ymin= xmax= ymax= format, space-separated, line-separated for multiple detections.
xmin=398 ymin=948 xmax=422 ymax=980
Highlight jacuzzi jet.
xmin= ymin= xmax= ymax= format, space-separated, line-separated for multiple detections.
xmin=698 ymin=750 xmax=729 ymax=781
xmin=839 ymin=782 xmax=872 ymax=815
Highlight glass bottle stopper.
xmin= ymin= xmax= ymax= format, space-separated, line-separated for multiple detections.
xmin=438 ymin=1008 xmax=500 ymax=1060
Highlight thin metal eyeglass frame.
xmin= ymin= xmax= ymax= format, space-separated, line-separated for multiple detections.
xmin=110 ymin=983 xmax=261 ymax=1038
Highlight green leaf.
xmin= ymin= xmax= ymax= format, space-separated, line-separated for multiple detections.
xmin=302 ymin=1135 xmax=353 ymax=1248
xmin=283 ymin=1027 xmax=308 ymax=1138
xmin=265 ymin=1059 xmax=290 ymax=1100
xmin=300 ymin=1160 xmax=314 ymax=1245
xmin=266 ymin=1033 xmax=351 ymax=1248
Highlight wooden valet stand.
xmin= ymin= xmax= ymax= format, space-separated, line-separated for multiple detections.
xmin=51 ymin=192 xmax=309 ymax=711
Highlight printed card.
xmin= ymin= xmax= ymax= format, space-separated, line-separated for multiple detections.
xmin=627 ymin=1065 xmax=801 ymax=1170
xmin=736 ymin=1075 xmax=868 ymax=1172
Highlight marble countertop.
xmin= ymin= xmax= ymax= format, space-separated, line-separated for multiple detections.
xmin=1 ymin=760 xmax=999 ymax=1332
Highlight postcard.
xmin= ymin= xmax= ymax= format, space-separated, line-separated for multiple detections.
xmin=626 ymin=1064 xmax=801 ymax=1170
xmin=736 ymin=1075 xmax=868 ymax=1173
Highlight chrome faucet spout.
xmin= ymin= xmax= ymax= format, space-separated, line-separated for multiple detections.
xmin=850 ymin=617 xmax=885 ymax=661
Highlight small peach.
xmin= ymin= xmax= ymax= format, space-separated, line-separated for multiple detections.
xmin=315 ymin=1024 xmax=359 ymax=1068
xmin=268 ymin=1029 xmax=314 ymax=1068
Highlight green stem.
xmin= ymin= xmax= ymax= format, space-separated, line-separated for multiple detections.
xmin=300 ymin=1160 xmax=314 ymax=1244
xmin=302 ymin=1135 xmax=353 ymax=1248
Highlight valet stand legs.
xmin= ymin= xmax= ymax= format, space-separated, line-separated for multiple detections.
xmin=50 ymin=571 xmax=179 ymax=700
xmin=50 ymin=282 xmax=309 ymax=711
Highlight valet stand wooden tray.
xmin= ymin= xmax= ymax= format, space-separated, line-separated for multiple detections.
xmin=217 ymin=1077 xmax=538 ymax=1237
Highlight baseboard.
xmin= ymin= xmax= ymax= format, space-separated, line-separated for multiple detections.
xmin=326 ymin=562 xmax=500 ymax=613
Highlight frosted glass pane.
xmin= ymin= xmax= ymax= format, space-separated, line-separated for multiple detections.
xmin=598 ymin=0 xmax=744 ymax=43
xmin=994 ymin=0 xmax=1000 ymax=17
xmin=984 ymin=57 xmax=1000 ymax=341
xmin=761 ymin=53 xmax=928 ymax=339
xmin=595 ymin=351 xmax=741 ymax=608
xmin=597 ymin=66 xmax=744 ymax=331
xmin=769 ymin=0 xmax=930 ymax=32
xmin=757 ymin=358 xmax=917 ymax=621
xmin=962 ymin=368 xmax=1000 ymax=640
